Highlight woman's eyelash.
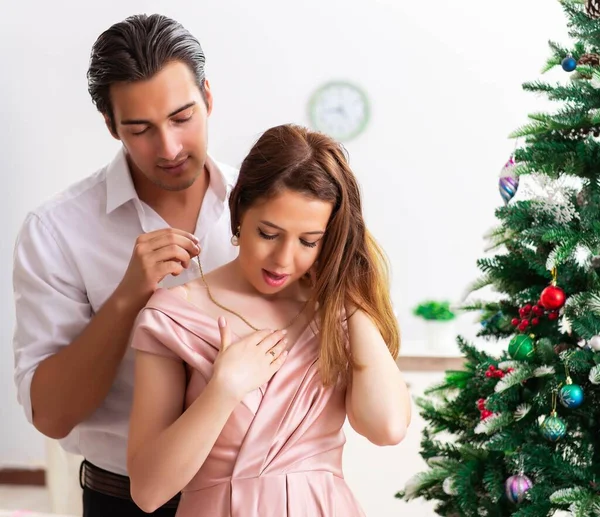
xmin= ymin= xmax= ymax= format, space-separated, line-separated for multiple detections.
xmin=258 ymin=228 xmax=318 ymax=248
xmin=258 ymin=229 xmax=277 ymax=240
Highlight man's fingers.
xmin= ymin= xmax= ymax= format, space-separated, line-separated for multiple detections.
xmin=151 ymin=245 xmax=194 ymax=269
xmin=150 ymin=234 xmax=200 ymax=258
xmin=136 ymin=231 xmax=200 ymax=261
xmin=139 ymin=228 xmax=199 ymax=244
xmin=157 ymin=260 xmax=184 ymax=279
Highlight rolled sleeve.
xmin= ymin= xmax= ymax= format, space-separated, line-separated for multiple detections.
xmin=13 ymin=212 xmax=91 ymax=424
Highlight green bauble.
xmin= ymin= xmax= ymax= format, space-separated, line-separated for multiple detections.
xmin=508 ymin=335 xmax=535 ymax=361
xmin=540 ymin=414 xmax=567 ymax=442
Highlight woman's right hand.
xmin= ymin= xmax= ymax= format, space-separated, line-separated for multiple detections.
xmin=211 ymin=316 xmax=288 ymax=401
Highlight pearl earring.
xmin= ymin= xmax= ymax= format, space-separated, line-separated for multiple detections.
xmin=231 ymin=226 xmax=240 ymax=246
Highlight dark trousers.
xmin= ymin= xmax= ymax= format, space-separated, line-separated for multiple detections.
xmin=80 ymin=459 xmax=179 ymax=517
xmin=82 ymin=486 xmax=178 ymax=517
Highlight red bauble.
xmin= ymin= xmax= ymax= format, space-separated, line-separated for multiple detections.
xmin=539 ymin=285 xmax=566 ymax=310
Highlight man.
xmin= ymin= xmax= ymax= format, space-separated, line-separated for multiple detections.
xmin=12 ymin=14 xmax=237 ymax=516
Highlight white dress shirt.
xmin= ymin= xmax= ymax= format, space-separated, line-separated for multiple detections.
xmin=13 ymin=148 xmax=238 ymax=476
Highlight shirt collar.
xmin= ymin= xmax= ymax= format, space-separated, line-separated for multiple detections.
xmin=105 ymin=147 xmax=137 ymax=214
xmin=105 ymin=148 xmax=231 ymax=215
xmin=204 ymin=154 xmax=230 ymax=203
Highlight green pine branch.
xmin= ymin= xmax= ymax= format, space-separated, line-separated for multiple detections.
xmin=397 ymin=1 xmax=600 ymax=515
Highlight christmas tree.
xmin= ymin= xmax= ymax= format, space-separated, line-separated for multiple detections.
xmin=397 ymin=1 xmax=600 ymax=516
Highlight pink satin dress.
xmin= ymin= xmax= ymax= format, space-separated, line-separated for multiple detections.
xmin=130 ymin=288 xmax=366 ymax=517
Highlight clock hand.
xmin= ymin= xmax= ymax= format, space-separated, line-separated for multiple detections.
xmin=326 ymin=106 xmax=346 ymax=116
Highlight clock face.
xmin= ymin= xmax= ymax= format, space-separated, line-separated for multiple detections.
xmin=308 ymin=81 xmax=369 ymax=142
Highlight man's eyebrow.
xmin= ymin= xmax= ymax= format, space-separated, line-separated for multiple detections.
xmin=120 ymin=102 xmax=196 ymax=125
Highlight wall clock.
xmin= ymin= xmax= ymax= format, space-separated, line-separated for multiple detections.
xmin=308 ymin=81 xmax=370 ymax=142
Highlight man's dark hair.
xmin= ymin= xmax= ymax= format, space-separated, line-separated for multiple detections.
xmin=87 ymin=14 xmax=207 ymax=133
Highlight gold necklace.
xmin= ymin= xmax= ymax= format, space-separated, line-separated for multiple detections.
xmin=196 ymin=256 xmax=309 ymax=332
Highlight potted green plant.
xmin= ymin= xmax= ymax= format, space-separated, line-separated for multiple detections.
xmin=413 ymin=300 xmax=457 ymax=351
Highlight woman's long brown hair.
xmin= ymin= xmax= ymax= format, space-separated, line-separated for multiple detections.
xmin=229 ymin=124 xmax=400 ymax=386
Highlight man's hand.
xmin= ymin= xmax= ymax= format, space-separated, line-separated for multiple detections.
xmin=114 ymin=229 xmax=200 ymax=309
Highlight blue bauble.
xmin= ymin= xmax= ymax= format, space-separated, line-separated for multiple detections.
xmin=559 ymin=383 xmax=584 ymax=409
xmin=561 ymin=55 xmax=577 ymax=72
xmin=540 ymin=414 xmax=567 ymax=442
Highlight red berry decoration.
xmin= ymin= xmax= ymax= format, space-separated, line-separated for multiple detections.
xmin=514 ymin=302 xmax=541 ymax=331
xmin=484 ymin=364 xmax=511 ymax=381
xmin=532 ymin=318 xmax=540 ymax=325
xmin=548 ymin=312 xmax=559 ymax=321
xmin=540 ymin=285 xmax=566 ymax=310
xmin=477 ymin=397 xmax=496 ymax=420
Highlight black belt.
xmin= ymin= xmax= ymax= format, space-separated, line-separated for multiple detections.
xmin=80 ymin=459 xmax=180 ymax=509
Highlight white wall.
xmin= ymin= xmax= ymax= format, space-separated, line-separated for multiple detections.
xmin=1 ymin=0 xmax=568 ymax=494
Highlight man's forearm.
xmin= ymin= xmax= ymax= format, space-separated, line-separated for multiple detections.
xmin=30 ymin=290 xmax=146 ymax=439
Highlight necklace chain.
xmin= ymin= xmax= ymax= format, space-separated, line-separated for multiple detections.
xmin=196 ymin=256 xmax=308 ymax=332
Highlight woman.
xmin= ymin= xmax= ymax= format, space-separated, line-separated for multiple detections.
xmin=127 ymin=124 xmax=411 ymax=516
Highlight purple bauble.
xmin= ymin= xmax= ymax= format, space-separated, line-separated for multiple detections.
xmin=499 ymin=155 xmax=519 ymax=205
xmin=505 ymin=474 xmax=533 ymax=504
